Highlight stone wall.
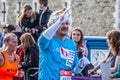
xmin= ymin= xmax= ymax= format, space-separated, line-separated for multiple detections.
xmin=0 ymin=0 xmax=116 ymax=36
xmin=72 ymin=0 xmax=115 ymax=36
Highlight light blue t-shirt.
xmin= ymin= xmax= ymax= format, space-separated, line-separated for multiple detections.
xmin=38 ymin=35 xmax=78 ymax=80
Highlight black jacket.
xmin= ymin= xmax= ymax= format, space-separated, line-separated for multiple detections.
xmin=38 ymin=7 xmax=52 ymax=34
xmin=20 ymin=44 xmax=39 ymax=72
xmin=19 ymin=12 xmax=39 ymax=33
xmin=19 ymin=12 xmax=40 ymax=42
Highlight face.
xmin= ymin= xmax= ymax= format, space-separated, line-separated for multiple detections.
xmin=71 ymin=30 xmax=81 ymax=43
xmin=39 ymin=3 xmax=44 ymax=10
xmin=25 ymin=9 xmax=33 ymax=18
xmin=3 ymin=28 xmax=8 ymax=36
xmin=57 ymin=21 xmax=69 ymax=36
xmin=6 ymin=36 xmax=18 ymax=52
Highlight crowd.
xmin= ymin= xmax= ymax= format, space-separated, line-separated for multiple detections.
xmin=0 ymin=0 xmax=120 ymax=80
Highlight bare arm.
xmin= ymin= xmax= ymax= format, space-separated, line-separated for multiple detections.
xmin=0 ymin=52 xmax=4 ymax=66
xmin=94 ymin=56 xmax=107 ymax=71
xmin=111 ymin=55 xmax=120 ymax=73
xmin=88 ymin=56 xmax=108 ymax=74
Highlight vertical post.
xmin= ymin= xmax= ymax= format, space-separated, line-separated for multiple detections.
xmin=32 ymin=0 xmax=38 ymax=12
xmin=114 ymin=0 xmax=120 ymax=30
xmin=15 ymin=2 xmax=22 ymax=25
xmin=34 ymin=2 xmax=37 ymax=12
xmin=2 ymin=2 xmax=6 ymax=22
xmin=17 ymin=2 xmax=21 ymax=13
xmin=1 ymin=0 xmax=7 ymax=25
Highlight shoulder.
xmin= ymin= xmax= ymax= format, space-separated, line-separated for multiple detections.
xmin=45 ymin=7 xmax=53 ymax=14
xmin=66 ymin=37 xmax=76 ymax=48
xmin=35 ymin=12 xmax=39 ymax=16
xmin=30 ymin=44 xmax=39 ymax=51
xmin=67 ymin=37 xmax=76 ymax=44
xmin=0 ymin=52 xmax=4 ymax=58
xmin=31 ymin=44 xmax=39 ymax=49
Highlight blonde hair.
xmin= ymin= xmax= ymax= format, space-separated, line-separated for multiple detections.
xmin=18 ymin=4 xmax=36 ymax=26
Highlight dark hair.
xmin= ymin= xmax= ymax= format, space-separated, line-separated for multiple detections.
xmin=3 ymin=24 xmax=16 ymax=33
xmin=7 ymin=25 xmax=16 ymax=32
xmin=39 ymin=0 xmax=48 ymax=6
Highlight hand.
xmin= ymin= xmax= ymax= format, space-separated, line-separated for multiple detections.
xmin=97 ymin=72 xmax=102 ymax=76
xmin=60 ymin=16 xmax=64 ymax=21
xmin=25 ymin=27 xmax=31 ymax=32
xmin=32 ymin=28 xmax=36 ymax=34
xmin=15 ymin=69 xmax=24 ymax=77
xmin=60 ymin=11 xmax=70 ymax=24
xmin=88 ymin=69 xmax=95 ymax=75
xmin=109 ymin=74 xmax=114 ymax=79
xmin=43 ymin=27 xmax=47 ymax=30
xmin=21 ymin=62 xmax=25 ymax=65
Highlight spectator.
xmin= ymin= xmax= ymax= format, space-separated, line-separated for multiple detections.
xmin=19 ymin=33 xmax=39 ymax=80
xmin=0 ymin=24 xmax=17 ymax=49
xmin=5 ymin=24 xmax=16 ymax=33
xmin=18 ymin=4 xmax=39 ymax=42
xmin=0 ymin=26 xmax=8 ymax=47
xmin=38 ymin=0 xmax=52 ymax=34
xmin=0 ymin=33 xmax=19 ymax=80
xmin=70 ymin=27 xmax=88 ymax=57
xmin=70 ymin=27 xmax=93 ymax=76
xmin=5 ymin=24 xmax=22 ymax=45
xmin=38 ymin=8 xmax=78 ymax=80
xmin=88 ymin=30 xmax=120 ymax=75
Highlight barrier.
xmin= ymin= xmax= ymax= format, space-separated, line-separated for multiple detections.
xmin=25 ymin=67 xmax=38 ymax=80
xmin=72 ymin=76 xmax=101 ymax=80
xmin=84 ymin=36 xmax=109 ymax=66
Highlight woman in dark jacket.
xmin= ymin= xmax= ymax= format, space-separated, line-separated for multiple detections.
xmin=18 ymin=4 xmax=39 ymax=42
xmin=20 ymin=33 xmax=39 ymax=80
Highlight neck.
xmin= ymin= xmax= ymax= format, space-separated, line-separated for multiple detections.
xmin=55 ymin=33 xmax=66 ymax=41
xmin=42 ymin=7 xmax=47 ymax=12
xmin=5 ymin=49 xmax=13 ymax=56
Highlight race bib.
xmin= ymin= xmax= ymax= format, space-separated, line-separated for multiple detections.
xmin=60 ymin=70 xmax=72 ymax=80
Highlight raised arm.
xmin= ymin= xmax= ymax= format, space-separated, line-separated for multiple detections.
xmin=42 ymin=9 xmax=70 ymax=40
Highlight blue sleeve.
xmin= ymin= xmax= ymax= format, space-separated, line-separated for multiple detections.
xmin=114 ymin=62 xmax=120 ymax=78
xmin=114 ymin=72 xmax=120 ymax=78
xmin=72 ymin=51 xmax=79 ymax=74
xmin=37 ymin=35 xmax=50 ymax=51
xmin=73 ymin=52 xmax=79 ymax=67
